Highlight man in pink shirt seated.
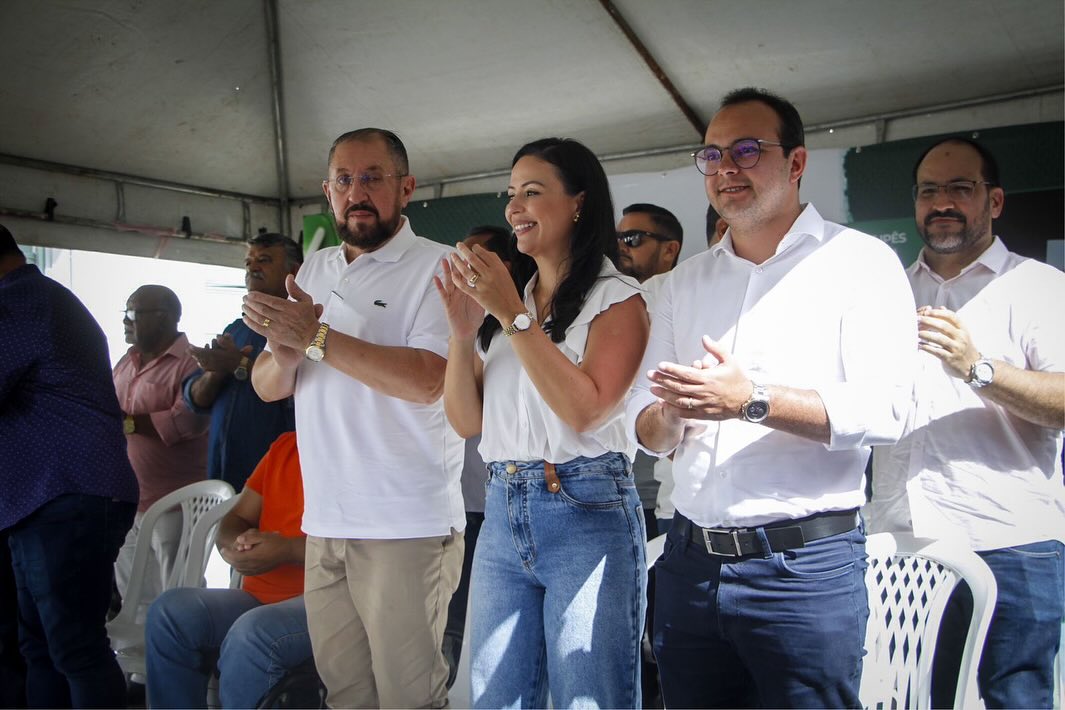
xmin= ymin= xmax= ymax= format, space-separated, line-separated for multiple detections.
xmin=112 ymin=285 xmax=209 ymax=613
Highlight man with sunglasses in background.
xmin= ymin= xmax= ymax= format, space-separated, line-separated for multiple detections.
xmin=627 ymin=87 xmax=916 ymax=707
xmin=615 ymin=202 xmax=684 ymax=708
xmin=113 ymin=285 xmax=209 ymax=618
xmin=616 ymin=203 xmax=683 ymax=285
xmin=868 ymin=137 xmax=1065 ymax=709
xmin=244 ymin=128 xmax=463 ymax=709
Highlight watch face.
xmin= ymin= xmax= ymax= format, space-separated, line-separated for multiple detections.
xmin=233 ymin=366 xmax=248 ymax=381
xmin=305 ymin=345 xmax=325 ymax=363
xmin=973 ymin=361 xmax=994 ymax=385
xmin=514 ymin=313 xmax=531 ymax=331
xmin=744 ymin=401 xmax=769 ymax=423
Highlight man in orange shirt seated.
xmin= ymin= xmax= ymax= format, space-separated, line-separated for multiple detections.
xmin=145 ymin=432 xmax=309 ymax=708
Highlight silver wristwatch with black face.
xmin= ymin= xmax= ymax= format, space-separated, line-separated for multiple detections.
xmin=740 ymin=383 xmax=771 ymax=423
xmin=968 ymin=357 xmax=995 ymax=388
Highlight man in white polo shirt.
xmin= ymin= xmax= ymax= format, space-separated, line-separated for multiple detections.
xmin=244 ymin=128 xmax=464 ymax=709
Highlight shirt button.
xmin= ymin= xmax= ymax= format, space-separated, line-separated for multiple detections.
xmin=754 ymin=267 xmax=764 ymax=274
xmin=505 ymin=464 xmax=517 ymax=474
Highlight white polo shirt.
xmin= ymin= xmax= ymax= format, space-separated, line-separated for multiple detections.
xmin=626 ymin=204 xmax=917 ymax=529
xmin=292 ymin=217 xmax=464 ymax=539
xmin=478 ymin=258 xmax=643 ymax=464
xmin=869 ymin=237 xmax=1065 ymax=550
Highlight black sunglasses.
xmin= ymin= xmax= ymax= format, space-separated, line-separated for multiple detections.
xmin=617 ymin=230 xmax=674 ymax=248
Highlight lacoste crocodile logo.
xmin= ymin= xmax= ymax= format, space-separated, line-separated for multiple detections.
xmin=373 ymin=299 xmax=388 ymax=308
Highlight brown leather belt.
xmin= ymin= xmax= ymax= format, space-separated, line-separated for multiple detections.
xmin=543 ymin=462 xmax=561 ymax=493
xmin=678 ymin=509 xmax=859 ymax=558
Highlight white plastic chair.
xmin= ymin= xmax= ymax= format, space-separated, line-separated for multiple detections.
xmin=107 ymin=480 xmax=235 ymax=675
xmin=860 ymin=532 xmax=997 ymax=710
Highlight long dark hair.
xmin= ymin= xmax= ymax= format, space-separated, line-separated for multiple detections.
xmin=478 ymin=138 xmax=617 ymax=351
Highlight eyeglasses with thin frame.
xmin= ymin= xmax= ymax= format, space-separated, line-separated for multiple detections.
xmin=617 ymin=230 xmax=675 ymax=248
xmin=123 ymin=308 xmax=167 ymax=322
xmin=323 ymin=172 xmax=408 ymax=194
xmin=912 ymin=180 xmax=994 ymax=203
xmin=691 ymin=138 xmax=785 ymax=176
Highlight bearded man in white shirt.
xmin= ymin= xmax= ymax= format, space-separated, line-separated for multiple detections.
xmin=626 ymin=87 xmax=916 ymax=708
xmin=868 ymin=137 xmax=1065 ymax=710
xmin=243 ymin=128 xmax=464 ymax=709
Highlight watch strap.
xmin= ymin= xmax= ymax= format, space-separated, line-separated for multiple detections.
xmin=503 ymin=311 xmax=535 ymax=337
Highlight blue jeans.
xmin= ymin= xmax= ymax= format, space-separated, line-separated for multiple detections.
xmin=4 ymin=493 xmax=135 ymax=708
xmin=470 ymin=453 xmax=646 ymax=709
xmin=145 ymin=588 xmax=312 ymax=709
xmin=932 ymin=540 xmax=1064 ymax=709
xmin=653 ymin=514 xmax=868 ymax=708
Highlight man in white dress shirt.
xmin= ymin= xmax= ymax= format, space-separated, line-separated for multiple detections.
xmin=868 ymin=137 xmax=1065 ymax=709
xmin=626 ymin=87 xmax=916 ymax=707
xmin=244 ymin=128 xmax=464 ymax=709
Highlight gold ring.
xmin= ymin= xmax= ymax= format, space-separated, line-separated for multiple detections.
xmin=262 ymin=318 xmax=271 ymax=328
xmin=466 ymin=274 xmax=480 ymax=288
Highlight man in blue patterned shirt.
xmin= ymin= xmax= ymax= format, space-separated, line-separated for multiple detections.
xmin=0 ymin=224 xmax=140 ymax=707
xmin=182 ymin=232 xmax=300 ymax=491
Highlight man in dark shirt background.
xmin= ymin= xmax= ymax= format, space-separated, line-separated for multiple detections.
xmin=183 ymin=232 xmax=301 ymax=490
xmin=0 ymin=224 xmax=140 ymax=707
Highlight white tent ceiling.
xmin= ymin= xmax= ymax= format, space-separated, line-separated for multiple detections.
xmin=0 ymin=0 xmax=1062 ymax=259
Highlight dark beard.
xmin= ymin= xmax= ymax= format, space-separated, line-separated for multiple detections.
xmin=336 ymin=203 xmax=401 ymax=251
xmin=917 ymin=205 xmax=990 ymax=255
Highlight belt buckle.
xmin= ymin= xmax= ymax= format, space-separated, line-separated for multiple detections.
xmin=702 ymin=527 xmax=742 ymax=557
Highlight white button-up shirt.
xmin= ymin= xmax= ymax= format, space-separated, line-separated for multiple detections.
xmin=291 ymin=218 xmax=465 ymax=539
xmin=478 ymin=258 xmax=642 ymax=464
xmin=869 ymin=237 xmax=1065 ymax=550
xmin=626 ymin=204 xmax=917 ymax=529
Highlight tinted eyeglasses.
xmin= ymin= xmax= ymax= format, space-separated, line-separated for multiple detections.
xmin=617 ymin=230 xmax=674 ymax=248
xmin=912 ymin=180 xmax=994 ymax=203
xmin=691 ymin=138 xmax=785 ymax=176
xmin=123 ymin=308 xmax=167 ymax=322
xmin=323 ymin=172 xmax=407 ymax=194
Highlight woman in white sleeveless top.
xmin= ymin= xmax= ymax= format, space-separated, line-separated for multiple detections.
xmin=434 ymin=138 xmax=649 ymax=708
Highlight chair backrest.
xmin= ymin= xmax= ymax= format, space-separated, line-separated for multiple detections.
xmin=175 ymin=495 xmax=240 ymax=588
xmin=860 ymin=532 xmax=997 ymax=710
xmin=111 ymin=480 xmax=234 ymax=631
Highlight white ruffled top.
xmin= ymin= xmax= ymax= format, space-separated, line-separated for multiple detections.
xmin=477 ymin=257 xmax=643 ymax=464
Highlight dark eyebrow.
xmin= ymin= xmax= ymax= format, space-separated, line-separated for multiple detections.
xmin=507 ymin=180 xmax=546 ymax=191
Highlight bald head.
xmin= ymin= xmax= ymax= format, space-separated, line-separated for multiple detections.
xmin=124 ymin=285 xmax=182 ymax=355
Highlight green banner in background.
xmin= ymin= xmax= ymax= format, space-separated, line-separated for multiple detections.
xmin=302 ymin=213 xmax=340 ymax=255
xmin=848 ymin=217 xmax=922 ymax=268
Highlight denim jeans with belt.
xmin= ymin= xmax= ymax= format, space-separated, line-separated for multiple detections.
xmin=146 ymin=587 xmax=311 ymax=708
xmin=653 ymin=513 xmax=869 ymax=708
xmin=470 ymin=452 xmax=646 ymax=709
xmin=5 ymin=493 xmax=135 ymax=708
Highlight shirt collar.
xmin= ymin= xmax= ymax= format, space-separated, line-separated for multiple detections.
xmin=710 ymin=203 xmax=823 ymax=259
xmin=128 ymin=332 xmax=189 ymax=366
xmin=331 ymin=216 xmax=416 ymax=265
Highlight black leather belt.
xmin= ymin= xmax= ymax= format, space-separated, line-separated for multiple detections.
xmin=679 ymin=509 xmax=859 ymax=558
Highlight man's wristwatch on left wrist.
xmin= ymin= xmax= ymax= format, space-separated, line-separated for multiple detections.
xmin=740 ymin=383 xmax=771 ymax=423
xmin=232 ymin=355 xmax=250 ymax=381
xmin=305 ymin=323 xmax=330 ymax=362
xmin=967 ymin=356 xmax=995 ymax=388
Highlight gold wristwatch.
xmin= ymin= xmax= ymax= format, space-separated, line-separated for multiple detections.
xmin=503 ymin=311 xmax=535 ymax=337
xmin=305 ymin=323 xmax=330 ymax=362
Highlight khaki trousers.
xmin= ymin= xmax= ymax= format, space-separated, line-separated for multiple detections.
xmin=305 ymin=532 xmax=463 ymax=709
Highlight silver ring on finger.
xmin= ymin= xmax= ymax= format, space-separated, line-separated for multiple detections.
xmin=686 ymin=397 xmax=694 ymax=409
